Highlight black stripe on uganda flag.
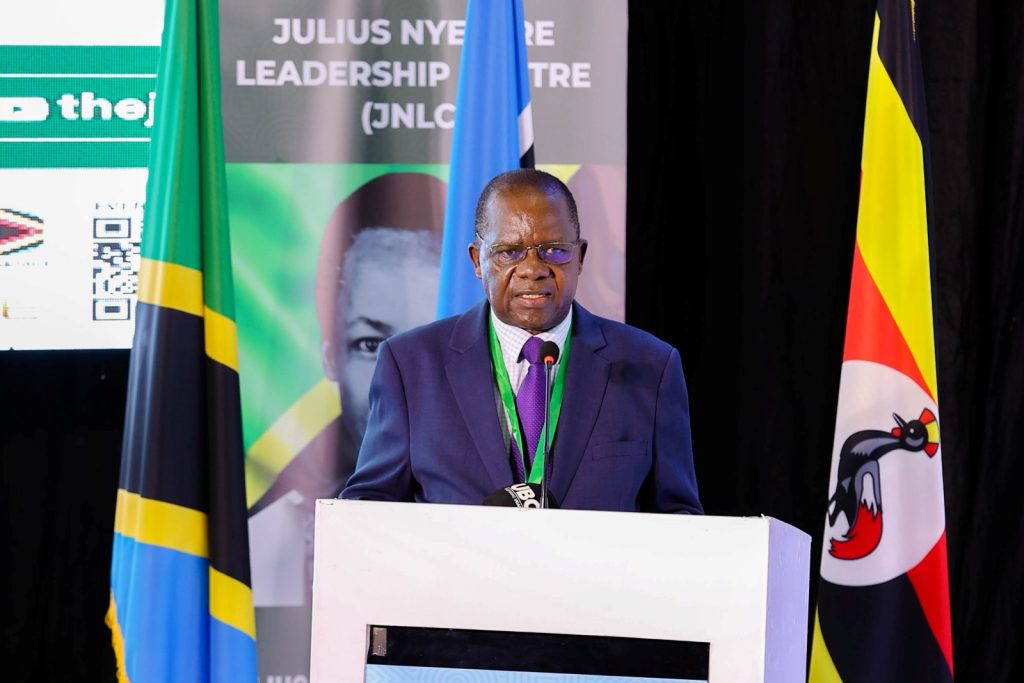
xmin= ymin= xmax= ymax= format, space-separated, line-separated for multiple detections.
xmin=818 ymin=577 xmax=953 ymax=683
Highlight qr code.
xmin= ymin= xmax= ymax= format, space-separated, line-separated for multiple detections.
xmin=92 ymin=217 xmax=141 ymax=321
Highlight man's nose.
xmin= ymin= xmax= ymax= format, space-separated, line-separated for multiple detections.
xmin=514 ymin=248 xmax=550 ymax=277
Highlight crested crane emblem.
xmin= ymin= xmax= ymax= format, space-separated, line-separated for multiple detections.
xmin=826 ymin=408 xmax=939 ymax=560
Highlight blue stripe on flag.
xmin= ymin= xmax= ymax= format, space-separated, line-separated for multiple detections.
xmin=437 ymin=0 xmax=533 ymax=318
xmin=210 ymin=615 xmax=259 ymax=683
xmin=111 ymin=534 xmax=256 ymax=683
xmin=112 ymin=533 xmax=208 ymax=682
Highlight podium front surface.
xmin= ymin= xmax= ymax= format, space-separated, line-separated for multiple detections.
xmin=311 ymin=500 xmax=809 ymax=683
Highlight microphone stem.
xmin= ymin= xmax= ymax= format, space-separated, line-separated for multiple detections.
xmin=541 ymin=360 xmax=555 ymax=509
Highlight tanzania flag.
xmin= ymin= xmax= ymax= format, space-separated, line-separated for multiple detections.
xmin=436 ymin=0 xmax=534 ymax=318
xmin=809 ymin=2 xmax=953 ymax=681
xmin=106 ymin=0 xmax=257 ymax=681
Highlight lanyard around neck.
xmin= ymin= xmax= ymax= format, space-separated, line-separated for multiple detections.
xmin=488 ymin=320 xmax=572 ymax=484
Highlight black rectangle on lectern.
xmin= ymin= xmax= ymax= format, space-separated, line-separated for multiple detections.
xmin=364 ymin=624 xmax=710 ymax=681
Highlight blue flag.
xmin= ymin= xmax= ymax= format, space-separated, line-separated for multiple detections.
xmin=437 ymin=0 xmax=534 ymax=318
xmin=107 ymin=0 xmax=257 ymax=680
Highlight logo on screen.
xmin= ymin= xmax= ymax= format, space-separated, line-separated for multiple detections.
xmin=0 ymin=97 xmax=50 ymax=122
xmin=0 ymin=208 xmax=44 ymax=255
xmin=0 ymin=92 xmax=156 ymax=128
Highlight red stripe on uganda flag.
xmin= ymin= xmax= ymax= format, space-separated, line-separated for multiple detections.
xmin=843 ymin=243 xmax=933 ymax=401
xmin=906 ymin=531 xmax=954 ymax=675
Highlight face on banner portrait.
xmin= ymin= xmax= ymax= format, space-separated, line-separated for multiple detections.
xmin=219 ymin=0 xmax=627 ymax=678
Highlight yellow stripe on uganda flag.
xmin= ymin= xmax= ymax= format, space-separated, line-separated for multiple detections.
xmin=808 ymin=609 xmax=843 ymax=682
xmin=114 ymin=489 xmax=209 ymax=558
xmin=209 ymin=566 xmax=256 ymax=639
xmin=854 ymin=18 xmax=938 ymax=398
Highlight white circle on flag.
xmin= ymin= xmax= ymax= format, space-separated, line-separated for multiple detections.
xmin=820 ymin=360 xmax=944 ymax=586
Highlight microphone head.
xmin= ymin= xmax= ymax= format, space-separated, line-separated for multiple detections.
xmin=539 ymin=340 xmax=560 ymax=365
xmin=483 ymin=483 xmax=559 ymax=509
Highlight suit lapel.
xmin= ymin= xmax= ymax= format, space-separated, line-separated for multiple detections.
xmin=550 ymin=305 xmax=609 ymax=503
xmin=445 ymin=303 xmax=510 ymax=492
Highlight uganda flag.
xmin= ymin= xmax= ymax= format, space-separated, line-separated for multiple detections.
xmin=809 ymin=2 xmax=953 ymax=681
xmin=106 ymin=0 xmax=257 ymax=680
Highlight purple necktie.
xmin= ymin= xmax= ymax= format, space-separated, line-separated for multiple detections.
xmin=513 ymin=336 xmax=546 ymax=481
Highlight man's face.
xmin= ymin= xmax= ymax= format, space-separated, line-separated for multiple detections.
xmin=469 ymin=188 xmax=585 ymax=333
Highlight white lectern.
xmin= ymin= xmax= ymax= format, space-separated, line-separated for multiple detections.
xmin=311 ymin=500 xmax=809 ymax=682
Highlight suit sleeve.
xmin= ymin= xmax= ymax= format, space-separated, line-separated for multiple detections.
xmin=650 ymin=347 xmax=704 ymax=514
xmin=339 ymin=340 xmax=415 ymax=501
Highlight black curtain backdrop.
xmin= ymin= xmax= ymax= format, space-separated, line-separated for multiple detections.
xmin=3 ymin=1 xmax=1023 ymax=680
xmin=628 ymin=1 xmax=1024 ymax=680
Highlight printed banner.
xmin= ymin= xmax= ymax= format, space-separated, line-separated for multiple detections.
xmin=220 ymin=1 xmax=627 ymax=679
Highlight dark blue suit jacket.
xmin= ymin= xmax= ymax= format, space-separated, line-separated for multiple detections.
xmin=341 ymin=302 xmax=702 ymax=513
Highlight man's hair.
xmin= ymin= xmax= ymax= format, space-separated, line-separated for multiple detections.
xmin=474 ymin=169 xmax=580 ymax=240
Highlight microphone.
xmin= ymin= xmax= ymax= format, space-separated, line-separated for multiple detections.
xmin=483 ymin=482 xmax=560 ymax=509
xmin=539 ymin=340 xmax=560 ymax=366
xmin=538 ymin=341 xmax=560 ymax=509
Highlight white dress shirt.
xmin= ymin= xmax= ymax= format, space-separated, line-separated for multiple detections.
xmin=490 ymin=306 xmax=572 ymax=444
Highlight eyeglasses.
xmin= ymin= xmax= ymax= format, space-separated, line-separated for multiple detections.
xmin=476 ymin=236 xmax=586 ymax=267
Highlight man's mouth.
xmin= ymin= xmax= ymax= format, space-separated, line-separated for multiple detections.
xmin=514 ymin=291 xmax=553 ymax=307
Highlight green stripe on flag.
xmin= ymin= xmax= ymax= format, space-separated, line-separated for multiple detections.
xmin=196 ymin=0 xmax=233 ymax=319
xmin=139 ymin=0 xmax=201 ymax=271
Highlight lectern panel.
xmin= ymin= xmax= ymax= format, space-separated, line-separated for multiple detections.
xmin=311 ymin=501 xmax=810 ymax=682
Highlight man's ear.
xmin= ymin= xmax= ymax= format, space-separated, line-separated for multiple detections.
xmin=577 ymin=240 xmax=588 ymax=272
xmin=468 ymin=242 xmax=483 ymax=279
xmin=322 ymin=338 xmax=339 ymax=382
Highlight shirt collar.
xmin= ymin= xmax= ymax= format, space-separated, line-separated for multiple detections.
xmin=490 ymin=304 xmax=573 ymax=361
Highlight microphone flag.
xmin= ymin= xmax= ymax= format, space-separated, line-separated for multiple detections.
xmin=809 ymin=2 xmax=953 ymax=681
xmin=107 ymin=0 xmax=257 ymax=681
xmin=436 ymin=0 xmax=534 ymax=319
xmin=483 ymin=483 xmax=559 ymax=509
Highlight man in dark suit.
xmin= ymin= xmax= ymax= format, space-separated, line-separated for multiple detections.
xmin=341 ymin=169 xmax=702 ymax=513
